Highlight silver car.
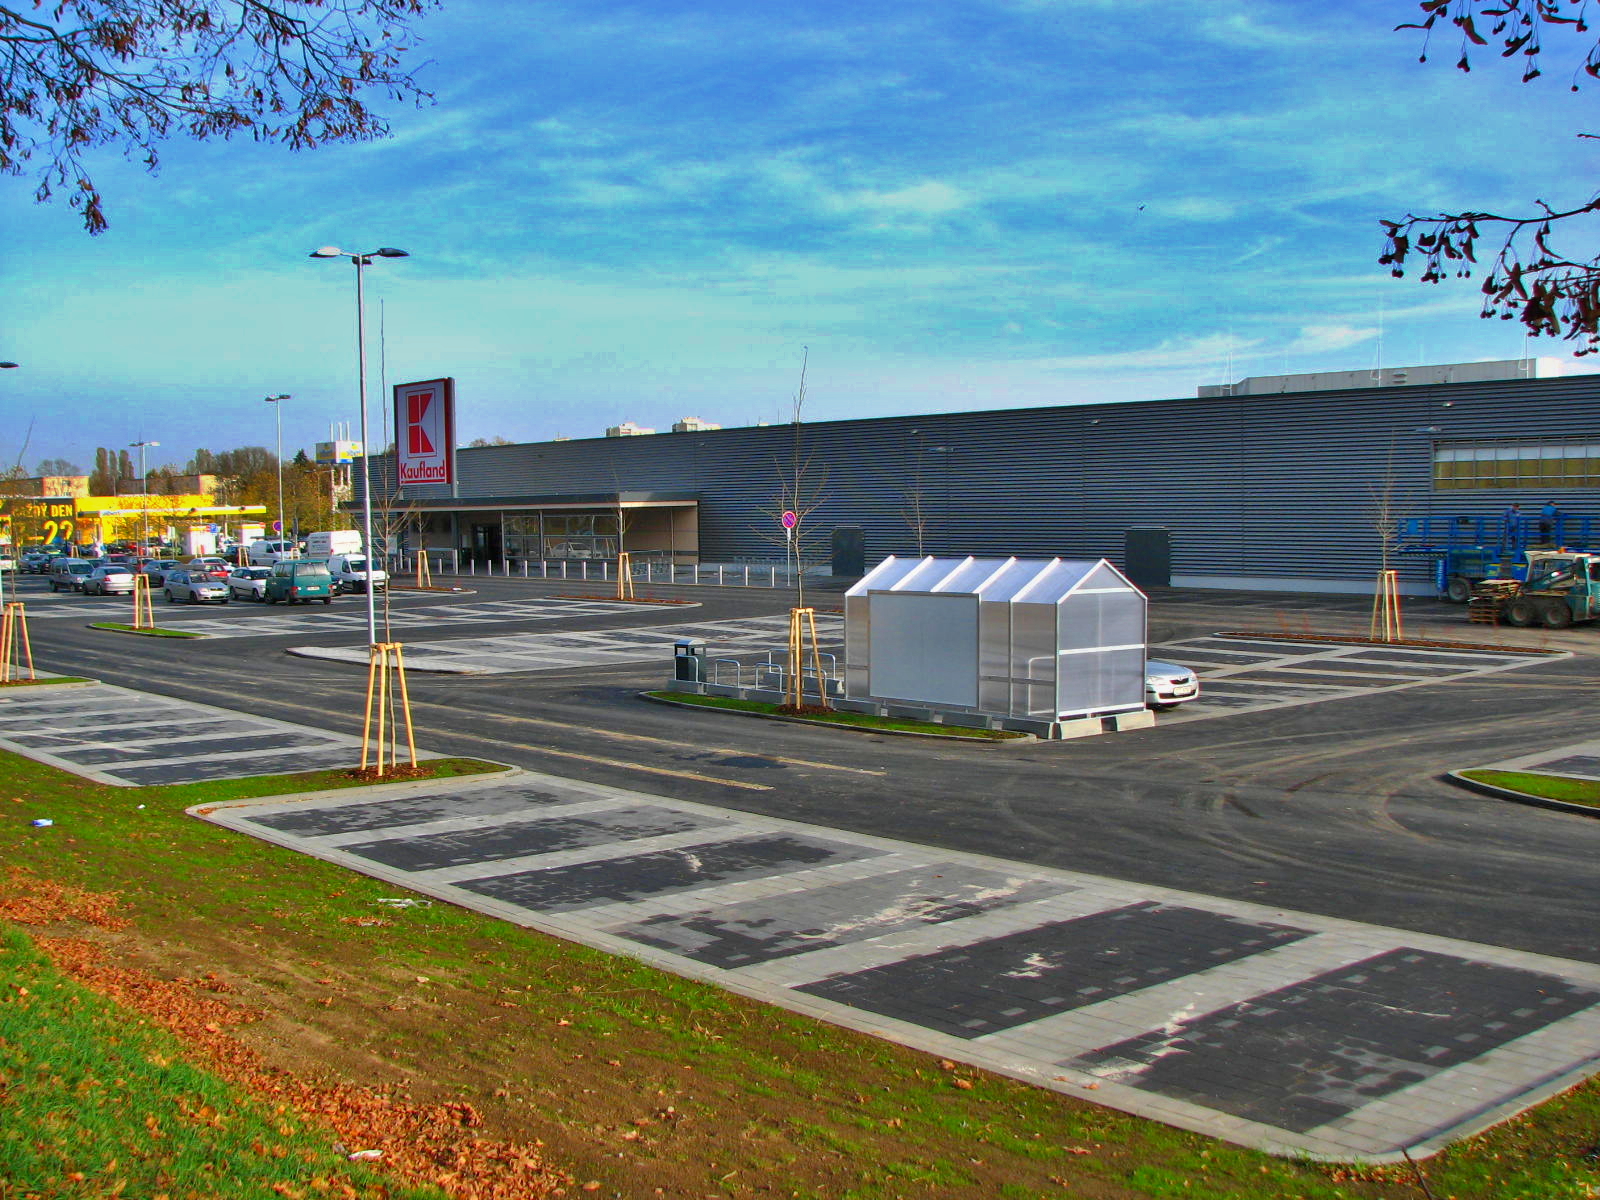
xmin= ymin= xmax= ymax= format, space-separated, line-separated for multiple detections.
xmin=1145 ymin=660 xmax=1199 ymax=710
xmin=163 ymin=569 xmax=230 ymax=605
xmin=226 ymin=566 xmax=273 ymax=601
xmin=83 ymin=566 xmax=137 ymax=596
xmin=47 ymin=560 xmax=95 ymax=592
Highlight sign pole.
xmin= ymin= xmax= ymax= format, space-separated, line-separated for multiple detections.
xmin=781 ymin=509 xmax=798 ymax=591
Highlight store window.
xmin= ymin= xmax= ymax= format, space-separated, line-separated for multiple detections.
xmin=502 ymin=513 xmax=538 ymax=559
xmin=1433 ymin=440 xmax=1600 ymax=490
xmin=538 ymin=511 xmax=620 ymax=559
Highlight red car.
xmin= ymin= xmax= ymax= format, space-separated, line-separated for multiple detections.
xmin=184 ymin=557 xmax=232 ymax=581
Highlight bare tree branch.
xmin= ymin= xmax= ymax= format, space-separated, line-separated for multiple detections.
xmin=0 ymin=0 xmax=436 ymax=233
xmin=1386 ymin=1 xmax=1600 ymax=348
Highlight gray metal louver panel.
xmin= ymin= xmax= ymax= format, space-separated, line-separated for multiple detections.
xmin=350 ymin=375 xmax=1600 ymax=588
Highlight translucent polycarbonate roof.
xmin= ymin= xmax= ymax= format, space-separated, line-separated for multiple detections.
xmin=846 ymin=556 xmax=1141 ymax=604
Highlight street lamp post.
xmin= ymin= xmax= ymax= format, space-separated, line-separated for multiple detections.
xmin=264 ymin=395 xmax=289 ymax=556
xmin=310 ymin=246 xmax=408 ymax=646
xmin=129 ymin=440 xmax=159 ymax=554
xmin=0 ymin=364 xmax=12 ymax=599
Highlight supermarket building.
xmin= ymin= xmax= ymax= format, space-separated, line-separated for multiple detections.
xmin=358 ymin=359 xmax=1600 ymax=595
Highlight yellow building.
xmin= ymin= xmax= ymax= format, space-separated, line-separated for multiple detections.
xmin=0 ymin=495 xmax=268 ymax=549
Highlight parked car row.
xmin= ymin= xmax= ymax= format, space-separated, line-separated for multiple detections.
xmin=47 ymin=560 xmax=95 ymax=591
xmin=163 ymin=569 xmax=230 ymax=605
xmin=213 ymin=562 xmax=336 ymax=604
xmin=34 ymin=554 xmax=332 ymax=606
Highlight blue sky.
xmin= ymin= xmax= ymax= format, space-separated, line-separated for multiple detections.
xmin=3 ymin=0 xmax=1597 ymax=471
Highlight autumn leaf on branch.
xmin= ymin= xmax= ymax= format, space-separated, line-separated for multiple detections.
xmin=1385 ymin=1 xmax=1600 ymax=349
xmin=0 ymin=0 xmax=437 ymax=233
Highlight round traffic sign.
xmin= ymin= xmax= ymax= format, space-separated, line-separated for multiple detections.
xmin=781 ymin=510 xmax=798 ymax=529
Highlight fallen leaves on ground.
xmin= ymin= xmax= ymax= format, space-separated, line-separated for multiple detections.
xmin=2 ymin=869 xmax=571 ymax=1199
xmin=1 ymin=866 xmax=128 ymax=930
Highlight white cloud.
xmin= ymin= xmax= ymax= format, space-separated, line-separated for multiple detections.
xmin=1196 ymin=7 xmax=1317 ymax=50
xmin=1160 ymin=196 xmax=1239 ymax=223
xmin=1022 ymin=335 xmax=1259 ymax=373
xmin=1285 ymin=324 xmax=1377 ymax=354
xmin=846 ymin=181 xmax=969 ymax=215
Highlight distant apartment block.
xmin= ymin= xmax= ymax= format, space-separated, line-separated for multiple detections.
xmin=0 ymin=475 xmax=90 ymax=498
xmin=605 ymin=422 xmax=656 ymax=437
xmin=671 ymin=417 xmax=722 ymax=433
xmin=117 ymin=473 xmax=220 ymax=496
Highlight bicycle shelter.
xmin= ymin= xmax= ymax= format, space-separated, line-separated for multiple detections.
xmin=843 ymin=556 xmax=1147 ymax=723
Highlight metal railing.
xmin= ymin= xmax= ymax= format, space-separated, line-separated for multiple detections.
xmin=387 ymin=557 xmax=811 ymax=589
xmin=763 ymin=648 xmax=840 ymax=683
xmin=1396 ymin=513 xmax=1596 ymax=554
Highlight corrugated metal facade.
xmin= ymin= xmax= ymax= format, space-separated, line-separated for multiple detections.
xmin=360 ymin=373 xmax=1600 ymax=592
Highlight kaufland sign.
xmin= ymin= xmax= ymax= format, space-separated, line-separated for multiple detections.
xmin=393 ymin=377 xmax=456 ymax=487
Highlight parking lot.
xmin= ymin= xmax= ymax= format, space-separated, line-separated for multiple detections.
xmin=8 ymin=577 xmax=659 ymax=635
xmin=13 ymin=568 xmax=1600 ymax=1158
xmin=0 ymin=681 xmax=434 ymax=785
xmin=1150 ymin=635 xmax=1559 ymax=723
xmin=17 ymin=571 xmax=1600 ymax=962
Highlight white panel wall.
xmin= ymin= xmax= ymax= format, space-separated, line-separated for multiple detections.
xmin=868 ymin=592 xmax=979 ymax=707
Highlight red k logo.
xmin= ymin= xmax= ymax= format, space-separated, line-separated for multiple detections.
xmin=406 ymin=392 xmax=434 ymax=455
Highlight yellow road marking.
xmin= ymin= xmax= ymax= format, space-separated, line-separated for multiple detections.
xmin=510 ymin=744 xmax=775 ymax=790
xmin=411 ymin=701 xmax=884 ymax=776
xmin=429 ymin=726 xmax=775 ymax=791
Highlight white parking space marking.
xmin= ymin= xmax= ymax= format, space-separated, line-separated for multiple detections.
xmin=17 ymin=591 xmax=665 ymax=635
xmin=289 ymin=613 xmax=846 ymax=674
xmin=0 ymin=682 xmax=435 ymax=785
xmin=1150 ymin=636 xmax=1559 ymax=723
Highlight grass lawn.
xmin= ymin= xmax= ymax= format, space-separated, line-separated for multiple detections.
xmin=2 ymin=751 xmax=1598 ymax=1198
xmin=0 ymin=926 xmax=448 ymax=1200
xmin=1459 ymin=769 xmax=1600 ymax=809
xmin=89 ymin=622 xmax=204 ymax=638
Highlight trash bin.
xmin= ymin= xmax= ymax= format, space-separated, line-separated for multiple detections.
xmin=673 ymin=637 xmax=706 ymax=683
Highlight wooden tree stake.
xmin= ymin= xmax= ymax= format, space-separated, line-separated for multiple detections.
xmin=0 ymin=603 xmax=35 ymax=683
xmin=1370 ymin=569 xmax=1404 ymax=642
xmin=131 ymin=574 xmax=155 ymax=630
xmin=361 ymin=642 xmax=419 ymax=775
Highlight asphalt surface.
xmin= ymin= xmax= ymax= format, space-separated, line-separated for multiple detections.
xmin=15 ymin=571 xmax=1600 ymax=965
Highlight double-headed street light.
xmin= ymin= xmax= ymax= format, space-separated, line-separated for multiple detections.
xmin=264 ymin=395 xmax=289 ymax=553
xmin=0 ymin=365 xmax=13 ymax=598
xmin=310 ymin=246 xmax=408 ymax=646
xmin=130 ymin=440 xmax=159 ymax=553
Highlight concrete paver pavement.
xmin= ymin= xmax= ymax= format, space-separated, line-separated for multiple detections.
xmin=191 ymin=772 xmax=1600 ymax=1162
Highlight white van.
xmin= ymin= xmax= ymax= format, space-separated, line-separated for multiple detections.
xmin=248 ymin=539 xmax=300 ymax=566
xmin=326 ymin=552 xmax=389 ymax=594
xmin=304 ymin=530 xmax=364 ymax=558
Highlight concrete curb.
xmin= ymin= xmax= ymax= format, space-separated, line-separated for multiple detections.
xmin=187 ymin=764 xmax=526 ymax=818
xmin=1444 ymin=771 xmax=1600 ymax=820
xmin=0 ymin=675 xmax=100 ymax=691
xmin=638 ymin=690 xmax=1036 ymax=745
xmin=283 ymin=645 xmax=481 ymax=674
